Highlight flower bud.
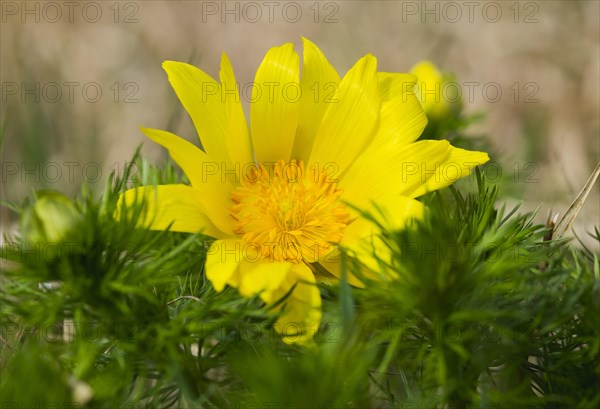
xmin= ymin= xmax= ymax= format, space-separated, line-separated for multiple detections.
xmin=20 ymin=191 xmax=80 ymax=244
xmin=410 ymin=60 xmax=453 ymax=119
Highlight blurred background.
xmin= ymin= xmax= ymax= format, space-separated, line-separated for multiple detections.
xmin=1 ymin=0 xmax=598 ymax=248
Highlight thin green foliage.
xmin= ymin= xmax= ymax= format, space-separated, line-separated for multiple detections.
xmin=1 ymin=151 xmax=598 ymax=408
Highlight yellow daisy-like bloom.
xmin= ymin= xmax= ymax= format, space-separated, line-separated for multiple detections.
xmin=117 ymin=38 xmax=489 ymax=343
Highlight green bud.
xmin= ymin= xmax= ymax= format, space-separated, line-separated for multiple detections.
xmin=20 ymin=191 xmax=80 ymax=244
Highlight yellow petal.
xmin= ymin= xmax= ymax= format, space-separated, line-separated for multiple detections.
xmin=345 ymin=194 xmax=424 ymax=238
xmin=141 ymin=127 xmax=237 ymax=191
xmin=272 ymin=263 xmax=321 ymax=344
xmin=116 ymin=185 xmax=221 ymax=237
xmin=378 ymin=72 xmax=417 ymax=102
xmin=292 ymin=37 xmax=340 ymax=162
xmin=206 ymin=239 xmax=243 ymax=292
xmin=238 ymin=260 xmax=293 ymax=303
xmin=369 ymin=73 xmax=428 ymax=151
xmin=347 ymin=235 xmax=391 ymax=279
xmin=368 ymin=193 xmax=424 ymax=230
xmin=319 ymin=252 xmax=365 ymax=288
xmin=162 ymin=61 xmax=231 ymax=165
xmin=408 ymin=145 xmax=490 ymax=197
xmin=339 ymin=140 xmax=451 ymax=208
xmin=308 ymin=54 xmax=380 ymax=174
xmin=250 ymin=43 xmax=300 ymax=163
xmin=140 ymin=129 xmax=239 ymax=228
xmin=119 ymin=179 xmax=234 ymax=236
xmin=219 ymin=52 xmax=253 ymax=166
xmin=340 ymin=194 xmax=424 ymax=273
xmin=340 ymin=216 xmax=392 ymax=274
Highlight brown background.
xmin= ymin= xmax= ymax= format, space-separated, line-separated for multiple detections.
xmin=1 ymin=1 xmax=598 ymax=248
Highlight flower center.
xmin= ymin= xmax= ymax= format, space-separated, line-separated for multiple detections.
xmin=231 ymin=160 xmax=351 ymax=263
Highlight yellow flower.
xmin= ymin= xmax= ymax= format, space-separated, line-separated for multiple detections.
xmin=117 ymin=38 xmax=489 ymax=344
xmin=410 ymin=60 xmax=452 ymax=119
